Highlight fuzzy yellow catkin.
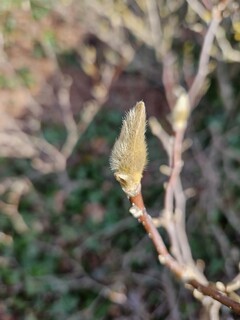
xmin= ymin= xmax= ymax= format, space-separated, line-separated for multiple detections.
xmin=110 ymin=101 xmax=147 ymax=196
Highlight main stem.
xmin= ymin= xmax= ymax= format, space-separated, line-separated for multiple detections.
xmin=129 ymin=192 xmax=240 ymax=314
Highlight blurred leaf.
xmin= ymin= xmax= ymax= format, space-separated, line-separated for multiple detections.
xmin=49 ymin=294 xmax=78 ymax=317
xmin=30 ymin=0 xmax=51 ymax=20
xmin=16 ymin=67 xmax=35 ymax=88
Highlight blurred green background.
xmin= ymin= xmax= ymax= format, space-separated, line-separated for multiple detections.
xmin=0 ymin=0 xmax=239 ymax=319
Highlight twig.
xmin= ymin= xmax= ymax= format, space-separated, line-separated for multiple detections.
xmin=129 ymin=191 xmax=240 ymax=314
xmin=186 ymin=0 xmax=210 ymax=22
xmin=174 ymin=177 xmax=194 ymax=265
xmin=129 ymin=192 xmax=185 ymax=279
xmin=189 ymin=279 xmax=240 ymax=313
xmin=146 ymin=0 xmax=162 ymax=58
xmin=58 ymin=76 xmax=79 ymax=159
xmin=188 ymin=6 xmax=222 ymax=108
xmin=209 ymin=301 xmax=221 ymax=320
xmin=216 ymin=25 xmax=240 ymax=62
xmin=164 ymin=130 xmax=184 ymax=219
xmin=162 ymin=53 xmax=179 ymax=110
xmin=162 ymin=270 xmax=181 ymax=320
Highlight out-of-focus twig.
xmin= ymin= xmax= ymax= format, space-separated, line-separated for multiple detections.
xmin=161 ymin=270 xmax=181 ymax=320
xmin=188 ymin=7 xmax=221 ymax=108
xmin=216 ymin=25 xmax=240 ymax=62
xmin=0 ymin=178 xmax=31 ymax=233
xmin=58 ymin=77 xmax=78 ymax=159
xmin=186 ymin=0 xmax=211 ymax=22
xmin=146 ymin=0 xmax=162 ymax=58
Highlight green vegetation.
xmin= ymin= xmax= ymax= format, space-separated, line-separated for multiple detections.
xmin=0 ymin=0 xmax=239 ymax=319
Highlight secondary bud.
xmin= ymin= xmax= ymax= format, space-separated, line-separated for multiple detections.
xmin=172 ymin=87 xmax=190 ymax=131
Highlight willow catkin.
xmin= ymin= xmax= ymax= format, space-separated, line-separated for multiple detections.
xmin=110 ymin=101 xmax=147 ymax=196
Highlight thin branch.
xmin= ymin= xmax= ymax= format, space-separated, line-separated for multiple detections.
xmin=162 ymin=270 xmax=181 ymax=320
xmin=174 ymin=177 xmax=195 ymax=265
xmin=216 ymin=25 xmax=240 ymax=62
xmin=164 ymin=130 xmax=184 ymax=219
xmin=58 ymin=77 xmax=79 ymax=159
xmin=129 ymin=192 xmax=185 ymax=279
xmin=129 ymin=191 xmax=240 ymax=314
xmin=189 ymin=7 xmax=221 ymax=108
xmin=146 ymin=0 xmax=162 ymax=58
xmin=186 ymin=0 xmax=210 ymax=22
xmin=189 ymin=279 xmax=240 ymax=313
xmin=162 ymin=53 xmax=179 ymax=110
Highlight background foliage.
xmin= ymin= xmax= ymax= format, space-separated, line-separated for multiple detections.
xmin=0 ymin=0 xmax=239 ymax=319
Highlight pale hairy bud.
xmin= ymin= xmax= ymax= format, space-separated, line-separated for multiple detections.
xmin=172 ymin=88 xmax=190 ymax=131
xmin=110 ymin=101 xmax=147 ymax=196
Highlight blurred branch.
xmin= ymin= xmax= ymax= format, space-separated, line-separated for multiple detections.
xmin=227 ymin=273 xmax=240 ymax=293
xmin=186 ymin=0 xmax=210 ymax=21
xmin=188 ymin=6 xmax=221 ymax=108
xmin=162 ymin=53 xmax=179 ymax=110
xmin=149 ymin=117 xmax=171 ymax=155
xmin=58 ymin=76 xmax=78 ymax=158
xmin=128 ymin=191 xmax=240 ymax=314
xmin=0 ymin=178 xmax=31 ymax=233
xmin=146 ymin=0 xmax=162 ymax=58
xmin=216 ymin=25 xmax=240 ymax=62
xmin=161 ymin=270 xmax=181 ymax=320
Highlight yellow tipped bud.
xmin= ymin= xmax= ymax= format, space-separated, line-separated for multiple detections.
xmin=172 ymin=88 xmax=190 ymax=131
xmin=110 ymin=101 xmax=147 ymax=196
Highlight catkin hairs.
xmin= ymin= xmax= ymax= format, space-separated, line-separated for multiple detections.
xmin=110 ymin=101 xmax=147 ymax=196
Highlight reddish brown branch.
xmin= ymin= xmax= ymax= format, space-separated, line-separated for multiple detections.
xmin=130 ymin=192 xmax=184 ymax=278
xmin=129 ymin=192 xmax=240 ymax=315
xmin=189 ymin=279 xmax=240 ymax=314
